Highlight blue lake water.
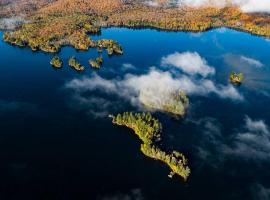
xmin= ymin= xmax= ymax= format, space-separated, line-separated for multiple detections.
xmin=0 ymin=28 xmax=270 ymax=199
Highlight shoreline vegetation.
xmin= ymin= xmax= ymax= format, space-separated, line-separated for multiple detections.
xmin=110 ymin=112 xmax=191 ymax=181
xmin=2 ymin=13 xmax=123 ymax=55
xmin=2 ymin=1 xmax=270 ymax=54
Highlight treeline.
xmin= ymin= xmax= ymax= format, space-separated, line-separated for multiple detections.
xmin=39 ymin=0 xmax=126 ymax=15
xmin=3 ymin=13 xmax=99 ymax=52
xmin=106 ymin=6 xmax=270 ymax=36
xmin=111 ymin=112 xmax=190 ymax=181
xmin=3 ymin=12 xmax=124 ymax=56
xmin=3 ymin=0 xmax=270 ymax=54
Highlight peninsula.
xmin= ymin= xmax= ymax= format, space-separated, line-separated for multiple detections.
xmin=110 ymin=112 xmax=191 ymax=181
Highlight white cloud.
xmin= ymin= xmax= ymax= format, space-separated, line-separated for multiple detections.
xmin=65 ymin=68 xmax=243 ymax=117
xmin=65 ymin=74 xmax=122 ymax=118
xmin=122 ymin=63 xmax=136 ymax=71
xmin=226 ymin=116 xmax=270 ymax=160
xmin=245 ymin=116 xmax=269 ymax=134
xmin=66 ymin=75 xmax=118 ymax=94
xmin=65 ymin=52 xmax=243 ymax=117
xmin=161 ymin=52 xmax=215 ymax=77
xmin=177 ymin=0 xmax=228 ymax=7
xmin=224 ymin=54 xmax=264 ymax=70
xmin=123 ymin=69 xmax=243 ymax=108
xmin=146 ymin=0 xmax=270 ymax=13
xmin=194 ymin=115 xmax=270 ymax=163
xmin=240 ymin=56 xmax=264 ymax=68
xmin=239 ymin=0 xmax=270 ymax=13
xmin=0 ymin=16 xmax=25 ymax=30
xmin=251 ymin=183 xmax=270 ymax=200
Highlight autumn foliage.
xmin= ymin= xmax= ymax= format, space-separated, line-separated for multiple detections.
xmin=2 ymin=0 xmax=270 ymax=53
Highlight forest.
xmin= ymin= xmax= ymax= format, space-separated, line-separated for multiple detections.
xmin=2 ymin=0 xmax=270 ymax=54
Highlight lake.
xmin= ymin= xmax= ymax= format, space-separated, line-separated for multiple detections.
xmin=0 ymin=27 xmax=270 ymax=200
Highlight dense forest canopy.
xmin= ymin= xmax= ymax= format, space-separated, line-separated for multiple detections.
xmin=1 ymin=0 xmax=270 ymax=52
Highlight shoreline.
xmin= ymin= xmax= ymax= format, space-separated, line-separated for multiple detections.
xmin=110 ymin=112 xmax=191 ymax=181
xmin=2 ymin=25 xmax=269 ymax=55
xmin=100 ymin=25 xmax=270 ymax=39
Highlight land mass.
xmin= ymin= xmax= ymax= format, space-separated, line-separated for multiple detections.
xmin=110 ymin=112 xmax=191 ymax=181
xmin=1 ymin=0 xmax=270 ymax=53
xmin=140 ymin=89 xmax=189 ymax=116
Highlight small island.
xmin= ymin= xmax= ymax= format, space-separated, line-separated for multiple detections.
xmin=68 ymin=57 xmax=85 ymax=71
xmin=110 ymin=112 xmax=191 ymax=181
xmin=89 ymin=56 xmax=103 ymax=69
xmin=140 ymin=89 xmax=189 ymax=116
xmin=97 ymin=40 xmax=123 ymax=56
xmin=50 ymin=56 xmax=63 ymax=68
xmin=230 ymin=72 xmax=243 ymax=85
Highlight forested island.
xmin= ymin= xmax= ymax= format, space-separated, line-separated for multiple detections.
xmin=89 ymin=56 xmax=103 ymax=69
xmin=230 ymin=72 xmax=243 ymax=85
xmin=68 ymin=56 xmax=85 ymax=71
xmin=50 ymin=56 xmax=63 ymax=68
xmin=2 ymin=0 xmax=270 ymax=54
xmin=140 ymin=90 xmax=189 ymax=116
xmin=110 ymin=112 xmax=191 ymax=181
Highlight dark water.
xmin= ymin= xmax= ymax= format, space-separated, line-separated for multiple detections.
xmin=0 ymin=28 xmax=270 ymax=200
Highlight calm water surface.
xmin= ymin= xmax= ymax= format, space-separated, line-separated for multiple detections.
xmin=0 ymin=28 xmax=270 ymax=200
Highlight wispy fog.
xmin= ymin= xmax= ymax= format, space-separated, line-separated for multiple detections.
xmin=146 ymin=0 xmax=270 ymax=13
xmin=65 ymin=51 xmax=243 ymax=117
xmin=193 ymin=115 xmax=270 ymax=165
xmin=0 ymin=16 xmax=25 ymax=30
